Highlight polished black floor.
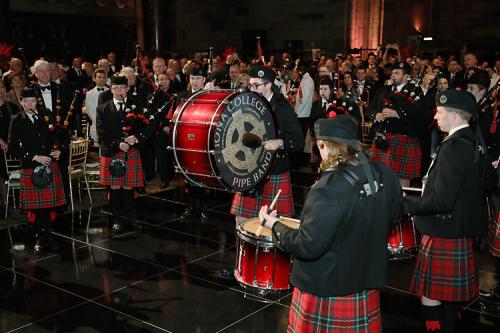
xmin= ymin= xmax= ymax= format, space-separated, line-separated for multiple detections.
xmin=1 ymin=170 xmax=500 ymax=332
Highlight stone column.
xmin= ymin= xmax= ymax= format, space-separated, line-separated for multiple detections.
xmin=142 ymin=0 xmax=169 ymax=53
xmin=350 ymin=0 xmax=384 ymax=57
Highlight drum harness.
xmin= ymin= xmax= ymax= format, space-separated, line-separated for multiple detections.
xmin=335 ymin=163 xmax=383 ymax=198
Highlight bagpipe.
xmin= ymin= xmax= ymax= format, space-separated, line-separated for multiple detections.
xmin=109 ymin=102 xmax=150 ymax=177
xmin=132 ymin=44 xmax=156 ymax=92
xmin=48 ymin=89 xmax=80 ymax=150
xmin=478 ymin=79 xmax=500 ymax=113
xmin=371 ymin=65 xmax=443 ymax=149
xmin=32 ymin=89 xmax=80 ymax=188
xmin=144 ymin=88 xmax=177 ymax=134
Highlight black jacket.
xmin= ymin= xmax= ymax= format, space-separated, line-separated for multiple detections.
xmin=269 ymin=92 xmax=304 ymax=174
xmin=367 ymin=84 xmax=433 ymax=137
xmin=96 ymin=100 xmax=148 ymax=157
xmin=8 ymin=111 xmax=53 ymax=168
xmin=272 ymin=162 xmax=402 ymax=296
xmin=404 ymin=126 xmax=490 ymax=237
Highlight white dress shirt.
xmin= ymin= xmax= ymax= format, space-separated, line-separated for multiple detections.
xmin=295 ymin=72 xmax=314 ymax=118
xmin=85 ymin=85 xmax=109 ymax=142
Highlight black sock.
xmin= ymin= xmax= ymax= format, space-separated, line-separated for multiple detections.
xmin=32 ymin=220 xmax=43 ymax=236
xmin=32 ymin=210 xmax=44 ymax=236
xmin=442 ymin=302 xmax=458 ymax=333
xmin=121 ymin=189 xmax=135 ymax=217
xmin=421 ymin=304 xmax=443 ymax=332
xmin=109 ymin=189 xmax=121 ymax=214
xmin=39 ymin=210 xmax=51 ymax=231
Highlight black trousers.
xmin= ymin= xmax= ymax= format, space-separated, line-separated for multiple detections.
xmin=140 ymin=138 xmax=156 ymax=181
xmin=154 ymin=131 xmax=174 ymax=183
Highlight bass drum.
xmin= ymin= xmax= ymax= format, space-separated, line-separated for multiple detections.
xmin=170 ymin=90 xmax=277 ymax=192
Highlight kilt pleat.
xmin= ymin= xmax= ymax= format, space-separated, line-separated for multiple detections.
xmin=409 ymin=235 xmax=478 ymax=302
xmin=372 ymin=133 xmax=421 ymax=180
xmin=20 ymin=164 xmax=66 ymax=210
xmin=287 ymin=288 xmax=381 ymax=333
xmin=488 ymin=211 xmax=500 ymax=257
xmin=99 ymin=148 xmax=144 ymax=188
xmin=230 ymin=172 xmax=294 ymax=218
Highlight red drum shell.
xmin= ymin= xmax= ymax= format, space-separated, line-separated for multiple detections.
xmin=388 ymin=187 xmax=422 ymax=254
xmin=234 ymin=217 xmax=297 ymax=291
xmin=170 ymin=90 xmax=276 ymax=192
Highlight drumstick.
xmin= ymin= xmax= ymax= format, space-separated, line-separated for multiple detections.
xmin=255 ymin=189 xmax=282 ymax=237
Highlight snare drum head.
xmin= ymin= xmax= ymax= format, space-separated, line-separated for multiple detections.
xmin=239 ymin=217 xmax=299 ymax=240
xmin=213 ymin=92 xmax=276 ymax=192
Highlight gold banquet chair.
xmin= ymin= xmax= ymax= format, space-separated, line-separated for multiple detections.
xmin=4 ymin=151 xmax=21 ymax=219
xmin=80 ymin=111 xmax=90 ymax=139
xmin=361 ymin=121 xmax=374 ymax=145
xmin=68 ymin=139 xmax=92 ymax=211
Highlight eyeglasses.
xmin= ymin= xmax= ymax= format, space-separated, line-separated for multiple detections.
xmin=249 ymin=82 xmax=267 ymax=90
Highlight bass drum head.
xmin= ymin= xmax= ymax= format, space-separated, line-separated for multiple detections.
xmin=213 ymin=92 xmax=276 ymax=192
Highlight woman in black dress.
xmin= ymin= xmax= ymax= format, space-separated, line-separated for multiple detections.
xmin=0 ymin=80 xmax=19 ymax=208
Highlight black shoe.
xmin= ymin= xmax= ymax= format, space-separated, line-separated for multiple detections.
xmin=33 ymin=235 xmax=47 ymax=255
xmin=136 ymin=187 xmax=146 ymax=195
xmin=159 ymin=182 xmax=169 ymax=189
xmin=112 ymin=220 xmax=125 ymax=234
xmin=215 ymin=268 xmax=235 ymax=281
xmin=181 ymin=207 xmax=193 ymax=220
xmin=200 ymin=211 xmax=208 ymax=223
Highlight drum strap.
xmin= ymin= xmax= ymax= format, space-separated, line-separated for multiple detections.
xmin=337 ymin=164 xmax=383 ymax=197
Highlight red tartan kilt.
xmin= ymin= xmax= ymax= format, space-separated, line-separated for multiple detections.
xmin=287 ymin=288 xmax=381 ymax=333
xmin=230 ymin=172 xmax=294 ymax=218
xmin=372 ymin=133 xmax=421 ymax=180
xmin=409 ymin=235 xmax=478 ymax=302
xmin=99 ymin=148 xmax=144 ymax=188
xmin=20 ymin=163 xmax=66 ymax=210
xmin=488 ymin=211 xmax=500 ymax=257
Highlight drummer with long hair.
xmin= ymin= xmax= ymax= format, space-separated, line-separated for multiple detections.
xmin=259 ymin=115 xmax=402 ymax=333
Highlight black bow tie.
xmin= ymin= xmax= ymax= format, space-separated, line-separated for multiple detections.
xmin=40 ymin=85 xmax=51 ymax=92
xmin=97 ymin=87 xmax=105 ymax=92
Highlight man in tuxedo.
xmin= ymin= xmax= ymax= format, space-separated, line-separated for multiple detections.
xmin=67 ymin=56 xmax=89 ymax=90
xmin=355 ymin=66 xmax=373 ymax=105
xmin=98 ymin=67 xmax=146 ymax=110
xmin=447 ymin=59 xmax=460 ymax=88
xmin=454 ymin=52 xmax=481 ymax=90
xmin=228 ymin=63 xmax=240 ymax=89
xmin=107 ymin=52 xmax=118 ymax=77
xmin=85 ymin=69 xmax=109 ymax=145
xmin=168 ymin=59 xmax=187 ymax=92
xmin=32 ymin=59 xmax=74 ymax=200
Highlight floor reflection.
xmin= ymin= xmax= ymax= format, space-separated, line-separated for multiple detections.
xmin=0 ymin=173 xmax=499 ymax=332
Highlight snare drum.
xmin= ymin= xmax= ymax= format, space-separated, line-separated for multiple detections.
xmin=235 ymin=217 xmax=299 ymax=291
xmin=388 ymin=187 xmax=423 ymax=256
xmin=170 ymin=90 xmax=277 ymax=192
xmin=387 ymin=216 xmax=420 ymax=254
